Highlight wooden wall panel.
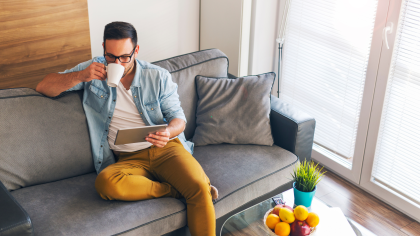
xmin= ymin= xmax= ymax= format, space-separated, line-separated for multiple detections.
xmin=0 ymin=0 xmax=91 ymax=89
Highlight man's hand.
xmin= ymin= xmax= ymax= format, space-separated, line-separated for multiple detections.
xmin=79 ymin=62 xmax=107 ymax=82
xmin=146 ymin=128 xmax=171 ymax=148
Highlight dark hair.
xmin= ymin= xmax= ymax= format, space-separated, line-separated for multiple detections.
xmin=103 ymin=22 xmax=137 ymax=49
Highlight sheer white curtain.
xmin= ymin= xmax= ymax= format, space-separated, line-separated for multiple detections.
xmin=280 ymin=0 xmax=378 ymax=159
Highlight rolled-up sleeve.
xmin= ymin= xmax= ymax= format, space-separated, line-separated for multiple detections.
xmin=59 ymin=59 xmax=95 ymax=92
xmin=159 ymin=71 xmax=187 ymax=124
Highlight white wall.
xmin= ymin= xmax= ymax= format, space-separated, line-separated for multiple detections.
xmin=200 ymin=0 xmax=251 ymax=77
xmin=200 ymin=0 xmax=242 ymax=76
xmin=87 ymin=0 xmax=199 ymax=62
xmin=248 ymin=0 xmax=281 ymax=96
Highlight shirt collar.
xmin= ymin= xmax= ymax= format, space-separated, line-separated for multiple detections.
xmin=130 ymin=59 xmax=142 ymax=88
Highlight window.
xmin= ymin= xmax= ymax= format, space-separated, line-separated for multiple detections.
xmin=280 ymin=0 xmax=420 ymax=221
xmin=281 ymin=0 xmax=378 ymax=160
xmin=371 ymin=0 xmax=420 ymax=205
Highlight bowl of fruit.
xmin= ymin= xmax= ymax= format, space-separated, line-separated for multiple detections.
xmin=264 ymin=202 xmax=319 ymax=236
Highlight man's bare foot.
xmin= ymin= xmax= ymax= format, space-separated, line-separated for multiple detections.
xmin=210 ymin=185 xmax=219 ymax=200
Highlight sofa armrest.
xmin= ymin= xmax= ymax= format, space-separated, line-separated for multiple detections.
xmin=270 ymin=95 xmax=316 ymax=163
xmin=0 ymin=181 xmax=33 ymax=236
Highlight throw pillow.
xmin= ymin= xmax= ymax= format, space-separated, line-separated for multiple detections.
xmin=192 ymin=73 xmax=275 ymax=146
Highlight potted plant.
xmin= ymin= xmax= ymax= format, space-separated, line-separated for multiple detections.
xmin=291 ymin=160 xmax=326 ymax=208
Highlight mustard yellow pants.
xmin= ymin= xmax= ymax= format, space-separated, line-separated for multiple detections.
xmin=95 ymin=138 xmax=216 ymax=236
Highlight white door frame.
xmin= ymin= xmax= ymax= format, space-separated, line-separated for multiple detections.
xmin=360 ymin=0 xmax=420 ymax=222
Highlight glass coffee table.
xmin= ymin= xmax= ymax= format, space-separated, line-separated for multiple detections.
xmin=220 ymin=189 xmax=376 ymax=236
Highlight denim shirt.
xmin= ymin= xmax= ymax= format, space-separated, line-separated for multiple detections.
xmin=59 ymin=56 xmax=194 ymax=173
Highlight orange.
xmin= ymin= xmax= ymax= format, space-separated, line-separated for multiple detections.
xmin=294 ymin=205 xmax=309 ymax=221
xmin=274 ymin=222 xmax=290 ymax=236
xmin=279 ymin=208 xmax=295 ymax=223
xmin=266 ymin=214 xmax=280 ymax=230
xmin=306 ymin=212 xmax=320 ymax=227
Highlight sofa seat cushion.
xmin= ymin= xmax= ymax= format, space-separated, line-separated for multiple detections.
xmin=11 ymin=173 xmax=187 ymax=236
xmin=193 ymin=144 xmax=298 ymax=218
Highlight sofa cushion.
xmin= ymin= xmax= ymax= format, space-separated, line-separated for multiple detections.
xmin=193 ymin=144 xmax=298 ymax=218
xmin=152 ymin=49 xmax=229 ymax=140
xmin=0 ymin=88 xmax=95 ymax=191
xmin=11 ymin=173 xmax=187 ymax=236
xmin=192 ymin=73 xmax=275 ymax=146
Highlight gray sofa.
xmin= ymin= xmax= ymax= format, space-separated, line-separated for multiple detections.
xmin=0 ymin=49 xmax=315 ymax=236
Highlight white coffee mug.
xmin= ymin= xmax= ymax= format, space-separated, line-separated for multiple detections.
xmin=105 ymin=63 xmax=125 ymax=87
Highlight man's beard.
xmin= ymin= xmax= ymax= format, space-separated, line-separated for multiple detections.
xmin=122 ymin=61 xmax=135 ymax=78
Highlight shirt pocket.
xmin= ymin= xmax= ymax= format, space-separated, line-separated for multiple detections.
xmin=84 ymin=84 xmax=109 ymax=113
xmin=144 ymin=100 xmax=163 ymax=122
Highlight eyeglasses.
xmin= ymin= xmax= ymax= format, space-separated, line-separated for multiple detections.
xmin=104 ymin=47 xmax=136 ymax=63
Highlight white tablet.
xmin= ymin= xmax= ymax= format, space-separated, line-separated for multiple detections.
xmin=114 ymin=124 xmax=168 ymax=145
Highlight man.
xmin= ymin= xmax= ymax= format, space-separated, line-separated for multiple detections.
xmin=36 ymin=21 xmax=218 ymax=236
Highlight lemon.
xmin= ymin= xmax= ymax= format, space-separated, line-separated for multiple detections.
xmin=294 ymin=205 xmax=309 ymax=221
xmin=266 ymin=214 xmax=280 ymax=229
xmin=279 ymin=208 xmax=295 ymax=223
xmin=306 ymin=212 xmax=320 ymax=227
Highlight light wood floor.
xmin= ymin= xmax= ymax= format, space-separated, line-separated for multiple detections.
xmin=316 ymin=168 xmax=420 ymax=236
